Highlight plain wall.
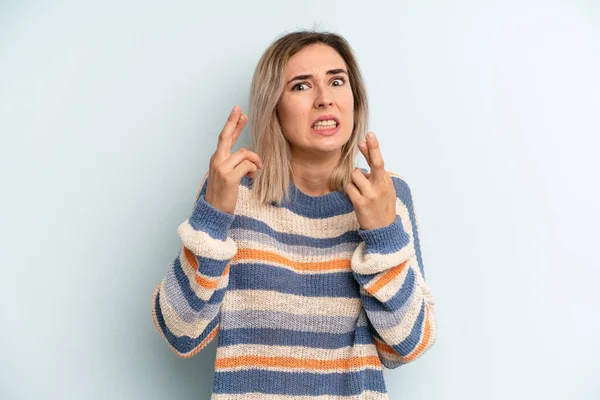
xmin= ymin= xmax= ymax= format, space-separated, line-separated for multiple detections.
xmin=1 ymin=0 xmax=598 ymax=399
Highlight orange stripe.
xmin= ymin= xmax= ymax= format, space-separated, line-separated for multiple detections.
xmin=402 ymin=302 xmax=432 ymax=362
xmin=215 ymin=355 xmax=381 ymax=370
xmin=194 ymin=264 xmax=230 ymax=289
xmin=182 ymin=246 xmax=230 ymax=290
xmin=233 ymin=248 xmax=351 ymax=272
xmin=365 ymin=260 xmax=408 ymax=296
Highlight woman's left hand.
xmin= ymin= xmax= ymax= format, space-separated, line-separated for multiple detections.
xmin=344 ymin=131 xmax=397 ymax=231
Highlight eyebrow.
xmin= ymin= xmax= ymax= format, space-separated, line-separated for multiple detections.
xmin=286 ymin=68 xmax=348 ymax=85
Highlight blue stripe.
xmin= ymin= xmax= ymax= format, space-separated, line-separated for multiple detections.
xmin=229 ymin=263 xmax=361 ymax=298
xmin=358 ymin=214 xmax=411 ymax=254
xmin=240 ymin=175 xmax=356 ymax=219
xmin=392 ymin=175 xmax=425 ymax=278
xmin=212 ymin=368 xmax=387 ymax=396
xmin=189 ymin=177 xmax=235 ymax=240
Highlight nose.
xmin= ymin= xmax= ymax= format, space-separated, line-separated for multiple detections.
xmin=314 ymin=84 xmax=333 ymax=108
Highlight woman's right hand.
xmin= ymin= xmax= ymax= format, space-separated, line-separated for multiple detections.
xmin=204 ymin=105 xmax=263 ymax=215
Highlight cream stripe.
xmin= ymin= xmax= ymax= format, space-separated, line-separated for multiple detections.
xmin=177 ymin=219 xmax=237 ymax=260
xmin=350 ymin=238 xmax=416 ymax=275
xmin=412 ymin=256 xmax=436 ymax=307
xmin=221 ymin=289 xmax=363 ymax=317
xmin=216 ymin=343 xmax=379 ymax=360
xmin=235 ymin=186 xmax=356 ymax=238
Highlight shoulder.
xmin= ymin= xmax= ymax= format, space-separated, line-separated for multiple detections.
xmin=388 ymin=171 xmax=414 ymax=206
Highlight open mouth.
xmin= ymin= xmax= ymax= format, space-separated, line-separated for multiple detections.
xmin=311 ymin=121 xmax=340 ymax=136
xmin=311 ymin=120 xmax=339 ymax=131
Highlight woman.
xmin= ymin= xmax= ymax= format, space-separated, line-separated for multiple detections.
xmin=151 ymin=29 xmax=437 ymax=399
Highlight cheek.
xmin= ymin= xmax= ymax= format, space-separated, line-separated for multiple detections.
xmin=285 ymin=100 xmax=311 ymax=129
xmin=336 ymin=90 xmax=353 ymax=112
xmin=277 ymin=101 xmax=295 ymax=129
xmin=342 ymin=97 xmax=354 ymax=127
xmin=344 ymin=91 xmax=355 ymax=110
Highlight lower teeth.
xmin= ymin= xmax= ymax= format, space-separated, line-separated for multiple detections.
xmin=314 ymin=125 xmax=336 ymax=130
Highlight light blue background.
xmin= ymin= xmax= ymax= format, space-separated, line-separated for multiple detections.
xmin=1 ymin=1 xmax=598 ymax=399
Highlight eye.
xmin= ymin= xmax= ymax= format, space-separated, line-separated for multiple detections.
xmin=332 ymin=77 xmax=346 ymax=86
xmin=292 ymin=82 xmax=310 ymax=91
xmin=291 ymin=77 xmax=347 ymax=91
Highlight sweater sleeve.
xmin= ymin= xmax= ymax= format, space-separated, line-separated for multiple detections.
xmin=151 ymin=171 xmax=238 ymax=358
xmin=350 ymin=173 xmax=436 ymax=369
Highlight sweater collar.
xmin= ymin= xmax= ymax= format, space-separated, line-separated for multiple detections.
xmin=280 ymin=179 xmax=354 ymax=218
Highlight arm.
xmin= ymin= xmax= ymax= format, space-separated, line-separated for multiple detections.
xmin=350 ymin=173 xmax=436 ymax=369
xmin=151 ymin=171 xmax=238 ymax=358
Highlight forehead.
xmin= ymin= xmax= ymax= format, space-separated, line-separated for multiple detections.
xmin=284 ymin=44 xmax=347 ymax=76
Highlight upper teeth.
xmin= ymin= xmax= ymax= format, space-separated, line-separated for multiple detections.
xmin=313 ymin=119 xmax=337 ymax=127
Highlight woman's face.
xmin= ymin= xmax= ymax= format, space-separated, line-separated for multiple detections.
xmin=277 ymin=43 xmax=354 ymax=157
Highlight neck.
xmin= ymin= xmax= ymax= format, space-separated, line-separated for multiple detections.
xmin=289 ymin=157 xmax=339 ymax=196
xmin=288 ymin=146 xmax=343 ymax=196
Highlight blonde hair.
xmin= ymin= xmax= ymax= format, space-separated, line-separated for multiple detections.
xmin=247 ymin=29 xmax=369 ymax=206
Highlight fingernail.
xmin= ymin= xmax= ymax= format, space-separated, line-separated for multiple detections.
xmin=367 ymin=132 xmax=374 ymax=140
xmin=232 ymin=105 xmax=239 ymax=112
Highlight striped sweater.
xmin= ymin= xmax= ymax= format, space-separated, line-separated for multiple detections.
xmin=151 ymin=167 xmax=437 ymax=399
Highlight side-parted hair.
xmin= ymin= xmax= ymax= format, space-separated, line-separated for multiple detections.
xmin=247 ymin=29 xmax=369 ymax=206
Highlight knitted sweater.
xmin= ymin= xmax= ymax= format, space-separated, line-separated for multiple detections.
xmin=151 ymin=167 xmax=437 ymax=399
